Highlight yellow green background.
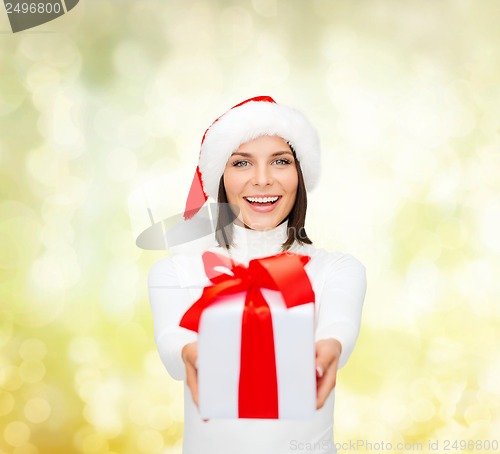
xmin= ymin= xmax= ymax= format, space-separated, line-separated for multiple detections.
xmin=1 ymin=1 xmax=499 ymax=453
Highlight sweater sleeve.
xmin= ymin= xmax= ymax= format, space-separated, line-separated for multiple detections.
xmin=314 ymin=253 xmax=367 ymax=369
xmin=148 ymin=258 xmax=198 ymax=381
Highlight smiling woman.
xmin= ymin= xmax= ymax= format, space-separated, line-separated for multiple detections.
xmin=148 ymin=96 xmax=367 ymax=454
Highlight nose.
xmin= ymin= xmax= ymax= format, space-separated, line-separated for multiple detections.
xmin=251 ymin=164 xmax=273 ymax=187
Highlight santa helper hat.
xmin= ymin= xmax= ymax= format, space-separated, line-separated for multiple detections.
xmin=184 ymin=96 xmax=321 ymax=220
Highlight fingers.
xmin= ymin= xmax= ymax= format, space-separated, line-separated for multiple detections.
xmin=182 ymin=342 xmax=209 ymax=422
xmin=316 ymin=359 xmax=338 ymax=409
xmin=315 ymin=338 xmax=342 ymax=409
xmin=182 ymin=342 xmax=200 ymax=408
xmin=185 ymin=361 xmax=199 ymax=407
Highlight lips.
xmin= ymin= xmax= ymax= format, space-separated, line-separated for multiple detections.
xmin=243 ymin=195 xmax=282 ymax=213
xmin=243 ymin=195 xmax=280 ymax=205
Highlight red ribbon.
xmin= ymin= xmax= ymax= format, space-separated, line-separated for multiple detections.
xmin=179 ymin=251 xmax=315 ymax=418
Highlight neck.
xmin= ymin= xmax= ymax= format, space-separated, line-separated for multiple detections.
xmin=227 ymin=220 xmax=289 ymax=261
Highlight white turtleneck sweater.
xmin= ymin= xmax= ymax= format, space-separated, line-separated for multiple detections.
xmin=148 ymin=222 xmax=366 ymax=454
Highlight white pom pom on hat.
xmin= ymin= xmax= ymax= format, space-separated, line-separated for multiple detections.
xmin=184 ymin=96 xmax=321 ymax=219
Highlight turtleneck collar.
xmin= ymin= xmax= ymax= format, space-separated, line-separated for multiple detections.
xmin=229 ymin=221 xmax=289 ymax=262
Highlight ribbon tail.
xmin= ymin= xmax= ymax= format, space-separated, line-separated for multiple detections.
xmin=238 ymin=289 xmax=279 ymax=418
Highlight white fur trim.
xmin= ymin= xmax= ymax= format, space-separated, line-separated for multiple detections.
xmin=198 ymin=101 xmax=321 ymax=199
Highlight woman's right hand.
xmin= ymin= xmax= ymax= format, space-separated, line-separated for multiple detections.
xmin=181 ymin=342 xmax=199 ymax=408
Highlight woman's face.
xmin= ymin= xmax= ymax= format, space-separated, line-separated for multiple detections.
xmin=223 ymin=135 xmax=298 ymax=231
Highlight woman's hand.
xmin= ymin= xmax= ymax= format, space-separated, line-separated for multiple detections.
xmin=182 ymin=342 xmax=199 ymax=407
xmin=182 ymin=339 xmax=342 ymax=412
xmin=315 ymin=338 xmax=342 ymax=409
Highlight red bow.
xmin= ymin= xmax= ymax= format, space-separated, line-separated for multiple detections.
xmin=180 ymin=251 xmax=315 ymax=418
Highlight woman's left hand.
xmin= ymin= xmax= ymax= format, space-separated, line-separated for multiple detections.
xmin=315 ymin=338 xmax=342 ymax=409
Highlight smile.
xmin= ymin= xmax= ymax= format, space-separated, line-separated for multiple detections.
xmin=243 ymin=195 xmax=282 ymax=213
xmin=244 ymin=196 xmax=280 ymax=204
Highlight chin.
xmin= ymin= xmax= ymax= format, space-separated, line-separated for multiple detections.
xmin=240 ymin=214 xmax=282 ymax=231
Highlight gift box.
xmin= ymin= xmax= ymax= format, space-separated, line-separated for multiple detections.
xmin=180 ymin=251 xmax=316 ymax=420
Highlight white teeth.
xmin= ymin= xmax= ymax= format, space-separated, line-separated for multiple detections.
xmin=245 ymin=196 xmax=279 ymax=203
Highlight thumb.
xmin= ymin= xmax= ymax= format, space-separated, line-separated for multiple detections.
xmin=315 ymin=350 xmax=329 ymax=379
xmin=315 ymin=358 xmax=326 ymax=379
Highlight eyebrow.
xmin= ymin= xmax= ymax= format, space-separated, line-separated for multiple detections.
xmin=230 ymin=151 xmax=294 ymax=158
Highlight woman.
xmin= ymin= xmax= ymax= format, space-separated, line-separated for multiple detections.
xmin=148 ymin=96 xmax=366 ymax=454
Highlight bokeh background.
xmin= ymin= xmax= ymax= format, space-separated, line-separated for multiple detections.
xmin=1 ymin=0 xmax=500 ymax=453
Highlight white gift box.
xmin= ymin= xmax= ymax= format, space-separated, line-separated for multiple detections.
xmin=198 ymin=288 xmax=316 ymax=420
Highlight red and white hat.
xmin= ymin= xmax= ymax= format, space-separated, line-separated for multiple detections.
xmin=184 ymin=96 xmax=321 ymax=219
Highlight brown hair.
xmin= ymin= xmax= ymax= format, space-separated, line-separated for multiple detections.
xmin=215 ymin=149 xmax=313 ymax=251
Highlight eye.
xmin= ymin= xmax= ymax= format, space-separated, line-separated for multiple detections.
xmin=232 ymin=160 xmax=249 ymax=167
xmin=273 ymin=158 xmax=292 ymax=165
